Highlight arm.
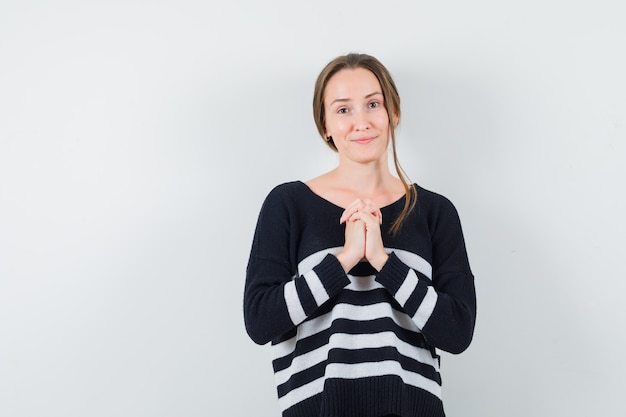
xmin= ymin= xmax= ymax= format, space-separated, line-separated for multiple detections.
xmin=375 ymin=197 xmax=476 ymax=354
xmin=243 ymin=186 xmax=351 ymax=345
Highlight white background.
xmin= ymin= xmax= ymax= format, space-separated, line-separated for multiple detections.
xmin=1 ymin=1 xmax=625 ymax=416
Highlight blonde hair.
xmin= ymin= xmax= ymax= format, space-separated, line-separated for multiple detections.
xmin=312 ymin=53 xmax=416 ymax=235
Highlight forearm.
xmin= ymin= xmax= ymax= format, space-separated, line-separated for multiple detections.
xmin=244 ymin=254 xmax=350 ymax=345
xmin=375 ymin=252 xmax=476 ymax=353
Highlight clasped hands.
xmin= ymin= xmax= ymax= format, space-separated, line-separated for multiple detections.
xmin=336 ymin=199 xmax=389 ymax=273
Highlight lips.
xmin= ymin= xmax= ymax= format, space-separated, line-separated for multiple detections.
xmin=352 ymin=137 xmax=376 ymax=145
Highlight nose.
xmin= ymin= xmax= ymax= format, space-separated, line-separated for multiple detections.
xmin=353 ymin=109 xmax=370 ymax=131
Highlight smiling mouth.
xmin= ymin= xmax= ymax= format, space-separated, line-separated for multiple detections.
xmin=352 ymin=137 xmax=375 ymax=145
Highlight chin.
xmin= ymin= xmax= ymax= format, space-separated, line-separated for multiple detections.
xmin=352 ymin=153 xmax=387 ymax=165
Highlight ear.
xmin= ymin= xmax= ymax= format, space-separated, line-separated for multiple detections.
xmin=392 ymin=112 xmax=400 ymax=127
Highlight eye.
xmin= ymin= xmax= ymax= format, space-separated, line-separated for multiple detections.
xmin=337 ymin=107 xmax=349 ymax=114
xmin=368 ymin=101 xmax=380 ymax=109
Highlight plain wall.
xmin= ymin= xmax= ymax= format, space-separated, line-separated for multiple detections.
xmin=1 ymin=1 xmax=624 ymax=416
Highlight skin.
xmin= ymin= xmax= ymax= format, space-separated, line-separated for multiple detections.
xmin=305 ymin=67 xmax=405 ymax=273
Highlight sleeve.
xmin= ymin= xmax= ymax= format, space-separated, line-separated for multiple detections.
xmin=375 ymin=197 xmax=476 ymax=354
xmin=243 ymin=186 xmax=351 ymax=345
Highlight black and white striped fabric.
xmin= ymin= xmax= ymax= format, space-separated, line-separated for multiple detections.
xmin=244 ymin=181 xmax=476 ymax=417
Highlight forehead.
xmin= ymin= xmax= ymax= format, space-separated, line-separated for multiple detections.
xmin=324 ymin=67 xmax=382 ymax=102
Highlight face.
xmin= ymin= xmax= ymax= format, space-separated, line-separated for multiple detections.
xmin=323 ymin=67 xmax=393 ymax=165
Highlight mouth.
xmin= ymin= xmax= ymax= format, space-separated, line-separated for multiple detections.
xmin=352 ymin=136 xmax=376 ymax=145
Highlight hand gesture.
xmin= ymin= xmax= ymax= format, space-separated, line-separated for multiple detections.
xmin=336 ymin=199 xmax=388 ymax=272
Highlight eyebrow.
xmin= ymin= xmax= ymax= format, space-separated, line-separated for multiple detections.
xmin=329 ymin=91 xmax=383 ymax=107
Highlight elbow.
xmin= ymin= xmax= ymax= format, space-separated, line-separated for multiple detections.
xmin=448 ymin=313 xmax=476 ymax=355
xmin=426 ymin=304 xmax=476 ymax=354
xmin=244 ymin=314 xmax=272 ymax=346
xmin=243 ymin=285 xmax=285 ymax=345
xmin=444 ymin=328 xmax=475 ymax=354
xmin=435 ymin=326 xmax=474 ymax=355
xmin=243 ymin=291 xmax=281 ymax=345
xmin=244 ymin=258 xmax=298 ymax=346
xmin=243 ymin=300 xmax=273 ymax=345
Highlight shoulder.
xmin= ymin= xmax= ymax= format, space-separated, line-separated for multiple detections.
xmin=262 ymin=181 xmax=306 ymax=205
xmin=414 ymin=184 xmax=462 ymax=223
xmin=257 ymin=181 xmax=312 ymax=217
xmin=415 ymin=184 xmax=456 ymax=209
xmin=253 ymin=182 xmax=306 ymax=233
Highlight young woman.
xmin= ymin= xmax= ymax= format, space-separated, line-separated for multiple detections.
xmin=244 ymin=53 xmax=476 ymax=417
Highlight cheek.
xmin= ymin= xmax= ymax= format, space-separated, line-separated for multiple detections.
xmin=328 ymin=118 xmax=349 ymax=136
xmin=375 ymin=113 xmax=391 ymax=128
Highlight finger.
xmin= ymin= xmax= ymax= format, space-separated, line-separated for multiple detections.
xmin=354 ymin=210 xmax=379 ymax=229
xmin=364 ymin=204 xmax=382 ymax=224
xmin=340 ymin=199 xmax=365 ymax=223
xmin=361 ymin=200 xmax=383 ymax=224
xmin=346 ymin=211 xmax=363 ymax=222
xmin=339 ymin=200 xmax=361 ymax=223
xmin=340 ymin=208 xmax=357 ymax=224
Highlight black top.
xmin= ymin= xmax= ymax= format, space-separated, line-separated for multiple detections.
xmin=244 ymin=181 xmax=476 ymax=417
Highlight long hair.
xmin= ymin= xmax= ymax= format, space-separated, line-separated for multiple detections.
xmin=312 ymin=53 xmax=417 ymax=235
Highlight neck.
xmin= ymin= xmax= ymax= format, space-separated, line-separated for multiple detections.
xmin=333 ymin=155 xmax=396 ymax=197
